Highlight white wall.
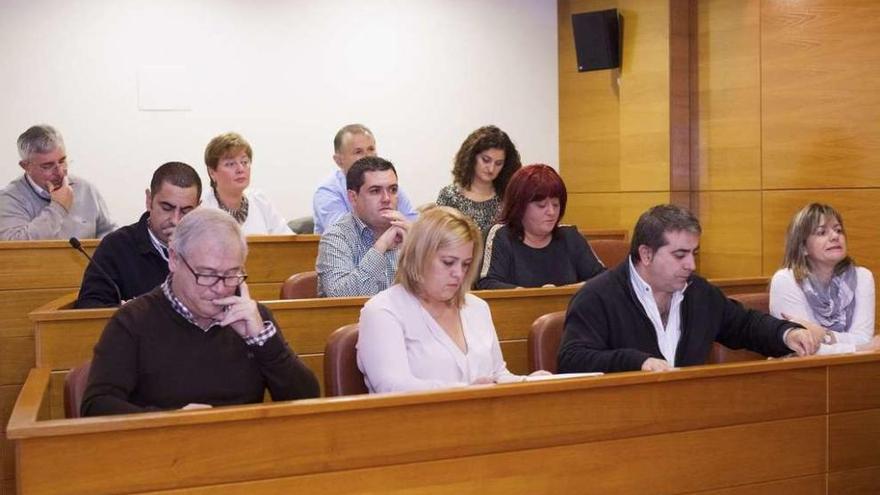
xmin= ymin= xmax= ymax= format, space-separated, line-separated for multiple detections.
xmin=0 ymin=0 xmax=558 ymax=226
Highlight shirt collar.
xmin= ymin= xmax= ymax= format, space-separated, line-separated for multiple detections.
xmin=628 ymin=257 xmax=689 ymax=297
xmin=351 ymin=213 xmax=378 ymax=244
xmin=146 ymin=219 xmax=169 ymax=261
xmin=161 ymin=275 xmax=218 ymax=332
xmin=24 ymin=174 xmax=51 ymax=201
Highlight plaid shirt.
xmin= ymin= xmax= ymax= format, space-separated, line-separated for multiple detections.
xmin=316 ymin=213 xmax=399 ymax=297
xmin=161 ymin=276 xmax=276 ymax=346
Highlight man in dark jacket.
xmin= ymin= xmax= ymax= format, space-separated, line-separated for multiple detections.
xmin=558 ymin=204 xmax=820 ymax=374
xmin=74 ymin=162 xmax=201 ymax=308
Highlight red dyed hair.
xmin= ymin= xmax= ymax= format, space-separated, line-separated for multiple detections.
xmin=499 ymin=164 xmax=567 ymax=240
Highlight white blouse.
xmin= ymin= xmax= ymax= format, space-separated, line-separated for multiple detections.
xmin=201 ymin=188 xmax=292 ymax=235
xmin=356 ymin=284 xmax=517 ymax=393
xmin=769 ymin=267 xmax=875 ymax=355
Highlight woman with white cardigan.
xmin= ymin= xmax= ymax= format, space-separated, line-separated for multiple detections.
xmin=769 ymin=203 xmax=878 ymax=354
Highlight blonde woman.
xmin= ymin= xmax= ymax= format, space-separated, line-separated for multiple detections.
xmin=356 ymin=206 xmax=522 ymax=393
xmin=769 ymin=203 xmax=878 ymax=354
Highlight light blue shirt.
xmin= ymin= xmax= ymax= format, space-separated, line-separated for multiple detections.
xmin=312 ymin=169 xmax=418 ymax=234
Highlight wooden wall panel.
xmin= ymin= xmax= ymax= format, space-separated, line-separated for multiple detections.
xmin=145 ymin=418 xmax=825 ymax=495
xmin=560 ymin=0 xmax=671 ymax=234
xmin=0 ymin=336 xmax=34 ymax=386
xmin=618 ymin=0 xmax=670 ymax=192
xmin=696 ymin=0 xmax=761 ymax=191
xmin=829 ymin=409 xmax=880 ymax=472
xmin=559 ymin=0 xmax=621 ymax=193
xmin=0 ymin=385 xmax=21 ymax=484
xmin=566 ymin=191 xmax=669 ymax=234
xmin=761 ymin=190 xmax=880 ymax=287
xmin=829 ymin=466 xmax=880 ymax=495
xmin=696 ymin=191 xmax=763 ymax=277
xmin=830 ymin=361 xmax=880 ymax=413
xmin=682 ymin=475 xmax=825 ymax=495
xmin=761 ymin=1 xmax=880 ymax=190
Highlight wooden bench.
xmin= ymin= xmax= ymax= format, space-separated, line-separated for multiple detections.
xmin=8 ymin=352 xmax=880 ymax=494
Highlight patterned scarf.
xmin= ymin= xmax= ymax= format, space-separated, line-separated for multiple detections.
xmin=801 ymin=265 xmax=857 ymax=332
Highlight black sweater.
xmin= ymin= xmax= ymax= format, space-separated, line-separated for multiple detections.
xmin=75 ymin=212 xmax=168 ymax=308
xmin=558 ymin=261 xmax=797 ymax=373
xmin=82 ymin=287 xmax=319 ymax=416
xmin=477 ymin=225 xmax=605 ymax=289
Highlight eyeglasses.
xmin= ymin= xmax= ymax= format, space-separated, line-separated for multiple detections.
xmin=30 ymin=158 xmax=70 ymax=173
xmin=178 ymin=255 xmax=247 ymax=287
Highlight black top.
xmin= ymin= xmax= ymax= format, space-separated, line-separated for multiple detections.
xmin=74 ymin=212 xmax=168 ymax=308
xmin=476 ymin=225 xmax=605 ymax=289
xmin=558 ymin=262 xmax=798 ymax=373
xmin=81 ymin=286 xmax=320 ymax=416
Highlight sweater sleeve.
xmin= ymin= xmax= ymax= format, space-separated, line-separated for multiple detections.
xmin=0 ymin=188 xmax=68 ymax=240
xmin=81 ymin=314 xmax=157 ymax=416
xmin=251 ymin=305 xmax=319 ymax=400
xmin=476 ymin=225 xmax=517 ymax=289
xmin=717 ymin=286 xmax=795 ymax=358
xmin=74 ymin=240 xmax=124 ymax=308
xmin=558 ymin=289 xmax=653 ymax=373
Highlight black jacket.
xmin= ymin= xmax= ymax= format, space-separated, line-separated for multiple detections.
xmin=74 ymin=212 xmax=168 ymax=308
xmin=558 ymin=261 xmax=797 ymax=373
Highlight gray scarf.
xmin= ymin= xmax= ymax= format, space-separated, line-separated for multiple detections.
xmin=802 ymin=266 xmax=857 ymax=332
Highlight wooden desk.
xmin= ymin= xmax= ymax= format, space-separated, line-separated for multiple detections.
xmin=9 ymin=353 xmax=880 ymax=494
xmin=32 ymin=287 xmax=577 ymax=417
xmin=0 ymin=230 xmax=627 ymax=487
xmin=31 ymin=277 xmax=770 ymax=419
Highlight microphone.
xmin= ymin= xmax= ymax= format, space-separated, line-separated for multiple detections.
xmin=69 ymin=237 xmax=123 ymax=305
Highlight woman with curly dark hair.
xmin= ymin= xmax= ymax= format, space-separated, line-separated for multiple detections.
xmin=435 ymin=126 xmax=521 ymax=237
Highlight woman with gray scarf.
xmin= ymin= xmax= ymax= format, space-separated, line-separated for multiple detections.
xmin=769 ymin=203 xmax=878 ymax=354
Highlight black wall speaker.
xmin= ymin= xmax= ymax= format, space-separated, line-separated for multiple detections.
xmin=572 ymin=9 xmax=621 ymax=72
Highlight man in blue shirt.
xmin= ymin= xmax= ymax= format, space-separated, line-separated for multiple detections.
xmin=312 ymin=123 xmax=418 ymax=234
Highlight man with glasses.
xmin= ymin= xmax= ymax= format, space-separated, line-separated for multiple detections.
xmin=81 ymin=208 xmax=319 ymax=416
xmin=0 ymin=124 xmax=116 ymax=240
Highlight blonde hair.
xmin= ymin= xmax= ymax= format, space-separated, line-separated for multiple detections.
xmin=396 ymin=206 xmax=482 ymax=308
xmin=781 ymin=203 xmax=853 ymax=282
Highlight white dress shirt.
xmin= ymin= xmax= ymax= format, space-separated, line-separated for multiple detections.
xmin=201 ymin=188 xmax=292 ymax=235
xmin=628 ymin=258 xmax=687 ymax=366
xmin=356 ymin=284 xmax=517 ymax=393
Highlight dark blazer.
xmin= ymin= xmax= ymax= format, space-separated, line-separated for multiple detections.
xmin=558 ymin=261 xmax=797 ymax=373
xmin=74 ymin=212 xmax=168 ymax=308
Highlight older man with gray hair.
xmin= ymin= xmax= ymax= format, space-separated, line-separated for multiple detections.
xmin=0 ymin=124 xmax=116 ymax=240
xmin=82 ymin=208 xmax=319 ymax=416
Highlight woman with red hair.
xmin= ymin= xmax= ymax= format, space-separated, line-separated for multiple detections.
xmin=476 ymin=164 xmax=604 ymax=289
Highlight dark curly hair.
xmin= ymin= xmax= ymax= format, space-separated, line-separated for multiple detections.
xmin=452 ymin=126 xmax=521 ymax=198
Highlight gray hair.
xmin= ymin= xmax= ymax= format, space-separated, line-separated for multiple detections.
xmin=17 ymin=125 xmax=65 ymax=160
xmin=170 ymin=208 xmax=248 ymax=260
